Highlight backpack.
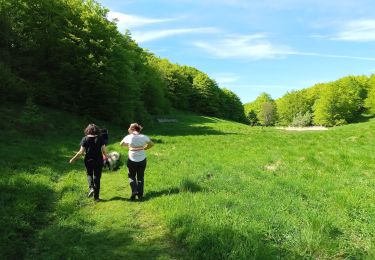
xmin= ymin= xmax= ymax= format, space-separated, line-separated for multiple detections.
xmin=101 ymin=128 xmax=109 ymax=145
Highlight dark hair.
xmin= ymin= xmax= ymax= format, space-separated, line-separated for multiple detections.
xmin=84 ymin=123 xmax=101 ymax=135
xmin=129 ymin=123 xmax=143 ymax=132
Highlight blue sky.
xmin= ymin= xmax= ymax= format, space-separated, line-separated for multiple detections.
xmin=98 ymin=0 xmax=375 ymax=103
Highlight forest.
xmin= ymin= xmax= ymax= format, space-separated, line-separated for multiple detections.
xmin=0 ymin=0 xmax=246 ymax=125
xmin=2 ymin=0 xmax=374 ymax=130
xmin=245 ymin=75 xmax=375 ymax=127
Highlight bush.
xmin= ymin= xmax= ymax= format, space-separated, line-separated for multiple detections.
xmin=290 ymin=111 xmax=313 ymax=127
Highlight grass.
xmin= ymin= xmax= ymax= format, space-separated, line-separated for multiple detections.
xmin=1 ymin=102 xmax=375 ymax=259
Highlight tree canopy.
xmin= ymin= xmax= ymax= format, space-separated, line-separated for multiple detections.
xmin=0 ymin=0 xmax=246 ymax=124
xmin=244 ymin=75 xmax=373 ymax=127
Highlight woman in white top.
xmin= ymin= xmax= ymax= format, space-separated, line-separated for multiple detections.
xmin=120 ymin=123 xmax=154 ymax=200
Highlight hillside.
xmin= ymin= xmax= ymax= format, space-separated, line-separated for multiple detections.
xmin=1 ymin=102 xmax=375 ymax=259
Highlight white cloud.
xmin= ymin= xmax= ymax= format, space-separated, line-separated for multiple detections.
xmin=107 ymin=11 xmax=175 ymax=31
xmin=132 ymin=27 xmax=218 ymax=43
xmin=158 ymin=0 xmax=369 ymax=9
xmin=253 ymin=0 xmax=373 ymax=10
xmin=158 ymin=0 xmax=249 ymax=7
xmin=193 ymin=34 xmax=293 ymax=59
xmin=231 ymin=84 xmax=288 ymax=89
xmin=193 ymin=33 xmax=375 ymax=61
xmin=289 ymin=51 xmax=375 ymax=61
xmin=210 ymin=73 xmax=240 ymax=85
xmin=331 ymin=19 xmax=375 ymax=41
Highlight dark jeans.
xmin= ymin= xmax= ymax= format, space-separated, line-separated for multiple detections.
xmin=127 ymin=158 xmax=147 ymax=196
xmin=85 ymin=160 xmax=103 ymax=199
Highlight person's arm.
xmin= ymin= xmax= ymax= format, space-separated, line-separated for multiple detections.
xmin=120 ymin=140 xmax=128 ymax=147
xmin=69 ymin=146 xmax=85 ymax=163
xmin=144 ymin=140 xmax=154 ymax=150
xmin=120 ymin=137 xmax=129 ymax=147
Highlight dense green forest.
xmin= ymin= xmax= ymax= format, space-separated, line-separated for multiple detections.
xmin=0 ymin=0 xmax=246 ymax=124
xmin=244 ymin=75 xmax=375 ymax=127
xmin=2 ymin=0 xmax=375 ymax=129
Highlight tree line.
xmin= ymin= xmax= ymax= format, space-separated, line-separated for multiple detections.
xmin=0 ymin=0 xmax=246 ymax=125
xmin=244 ymin=74 xmax=375 ymax=127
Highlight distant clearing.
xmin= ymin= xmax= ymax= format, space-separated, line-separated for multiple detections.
xmin=277 ymin=126 xmax=328 ymax=131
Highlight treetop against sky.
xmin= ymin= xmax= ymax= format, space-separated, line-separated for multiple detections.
xmin=99 ymin=0 xmax=375 ymax=102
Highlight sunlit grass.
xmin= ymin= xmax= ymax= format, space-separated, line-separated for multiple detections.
xmin=1 ymin=104 xmax=375 ymax=259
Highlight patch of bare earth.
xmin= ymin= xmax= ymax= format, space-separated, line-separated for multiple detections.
xmin=264 ymin=160 xmax=282 ymax=172
xmin=276 ymin=126 xmax=328 ymax=131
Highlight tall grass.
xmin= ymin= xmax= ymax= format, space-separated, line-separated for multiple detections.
xmin=1 ymin=103 xmax=375 ymax=259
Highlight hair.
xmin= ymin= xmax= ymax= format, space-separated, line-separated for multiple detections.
xmin=84 ymin=123 xmax=101 ymax=136
xmin=129 ymin=123 xmax=143 ymax=133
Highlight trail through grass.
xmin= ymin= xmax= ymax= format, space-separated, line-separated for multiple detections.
xmin=1 ymin=103 xmax=375 ymax=259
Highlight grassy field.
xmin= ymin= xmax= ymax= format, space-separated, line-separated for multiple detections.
xmin=1 ymin=103 xmax=375 ymax=259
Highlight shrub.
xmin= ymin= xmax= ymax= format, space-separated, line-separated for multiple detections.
xmin=290 ymin=111 xmax=313 ymax=127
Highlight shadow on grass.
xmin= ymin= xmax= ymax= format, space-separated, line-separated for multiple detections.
xmin=179 ymin=179 xmax=203 ymax=193
xmin=104 ymin=188 xmax=183 ymax=203
xmin=30 ymin=225 xmax=181 ymax=259
xmin=0 ymin=174 xmax=56 ymax=259
xmin=149 ymin=124 xmax=232 ymax=137
xmin=144 ymin=179 xmax=203 ymax=202
xmin=142 ymin=187 xmax=181 ymax=201
xmin=146 ymin=115 xmax=241 ymax=137
xmin=103 ymin=188 xmax=180 ymax=202
xmin=350 ymin=113 xmax=375 ymax=124
xmin=105 ymin=180 xmax=203 ymax=203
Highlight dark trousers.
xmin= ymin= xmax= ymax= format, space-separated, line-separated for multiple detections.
xmin=127 ymin=158 xmax=147 ymax=196
xmin=85 ymin=160 xmax=103 ymax=199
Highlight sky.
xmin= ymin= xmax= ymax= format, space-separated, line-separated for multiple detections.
xmin=97 ymin=0 xmax=375 ymax=103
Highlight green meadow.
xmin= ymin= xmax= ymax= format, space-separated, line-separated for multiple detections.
xmin=1 ymin=103 xmax=375 ymax=259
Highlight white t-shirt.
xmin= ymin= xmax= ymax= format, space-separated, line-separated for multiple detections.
xmin=122 ymin=134 xmax=151 ymax=162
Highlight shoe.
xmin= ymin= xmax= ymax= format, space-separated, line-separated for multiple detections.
xmin=94 ymin=198 xmax=101 ymax=202
xmin=88 ymin=188 xmax=94 ymax=198
xmin=137 ymin=194 xmax=143 ymax=200
xmin=130 ymin=194 xmax=137 ymax=201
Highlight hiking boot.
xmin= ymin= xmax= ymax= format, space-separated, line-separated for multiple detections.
xmin=130 ymin=194 xmax=137 ymax=201
xmin=88 ymin=188 xmax=94 ymax=198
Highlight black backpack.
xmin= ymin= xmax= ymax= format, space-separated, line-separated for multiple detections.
xmin=101 ymin=128 xmax=109 ymax=145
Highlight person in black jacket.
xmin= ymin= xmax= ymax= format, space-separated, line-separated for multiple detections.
xmin=70 ymin=123 xmax=107 ymax=201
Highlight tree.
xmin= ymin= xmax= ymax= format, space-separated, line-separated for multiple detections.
xmin=313 ymin=78 xmax=363 ymax=126
xmin=259 ymin=101 xmax=277 ymax=126
xmin=244 ymin=93 xmax=276 ymax=126
xmin=365 ymin=74 xmax=375 ymax=114
xmin=0 ymin=0 xmax=246 ymax=124
xmin=247 ymin=110 xmax=258 ymax=126
xmin=219 ymin=88 xmax=247 ymax=122
xmin=276 ymin=90 xmax=312 ymax=126
xmin=190 ymin=72 xmax=221 ymax=116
